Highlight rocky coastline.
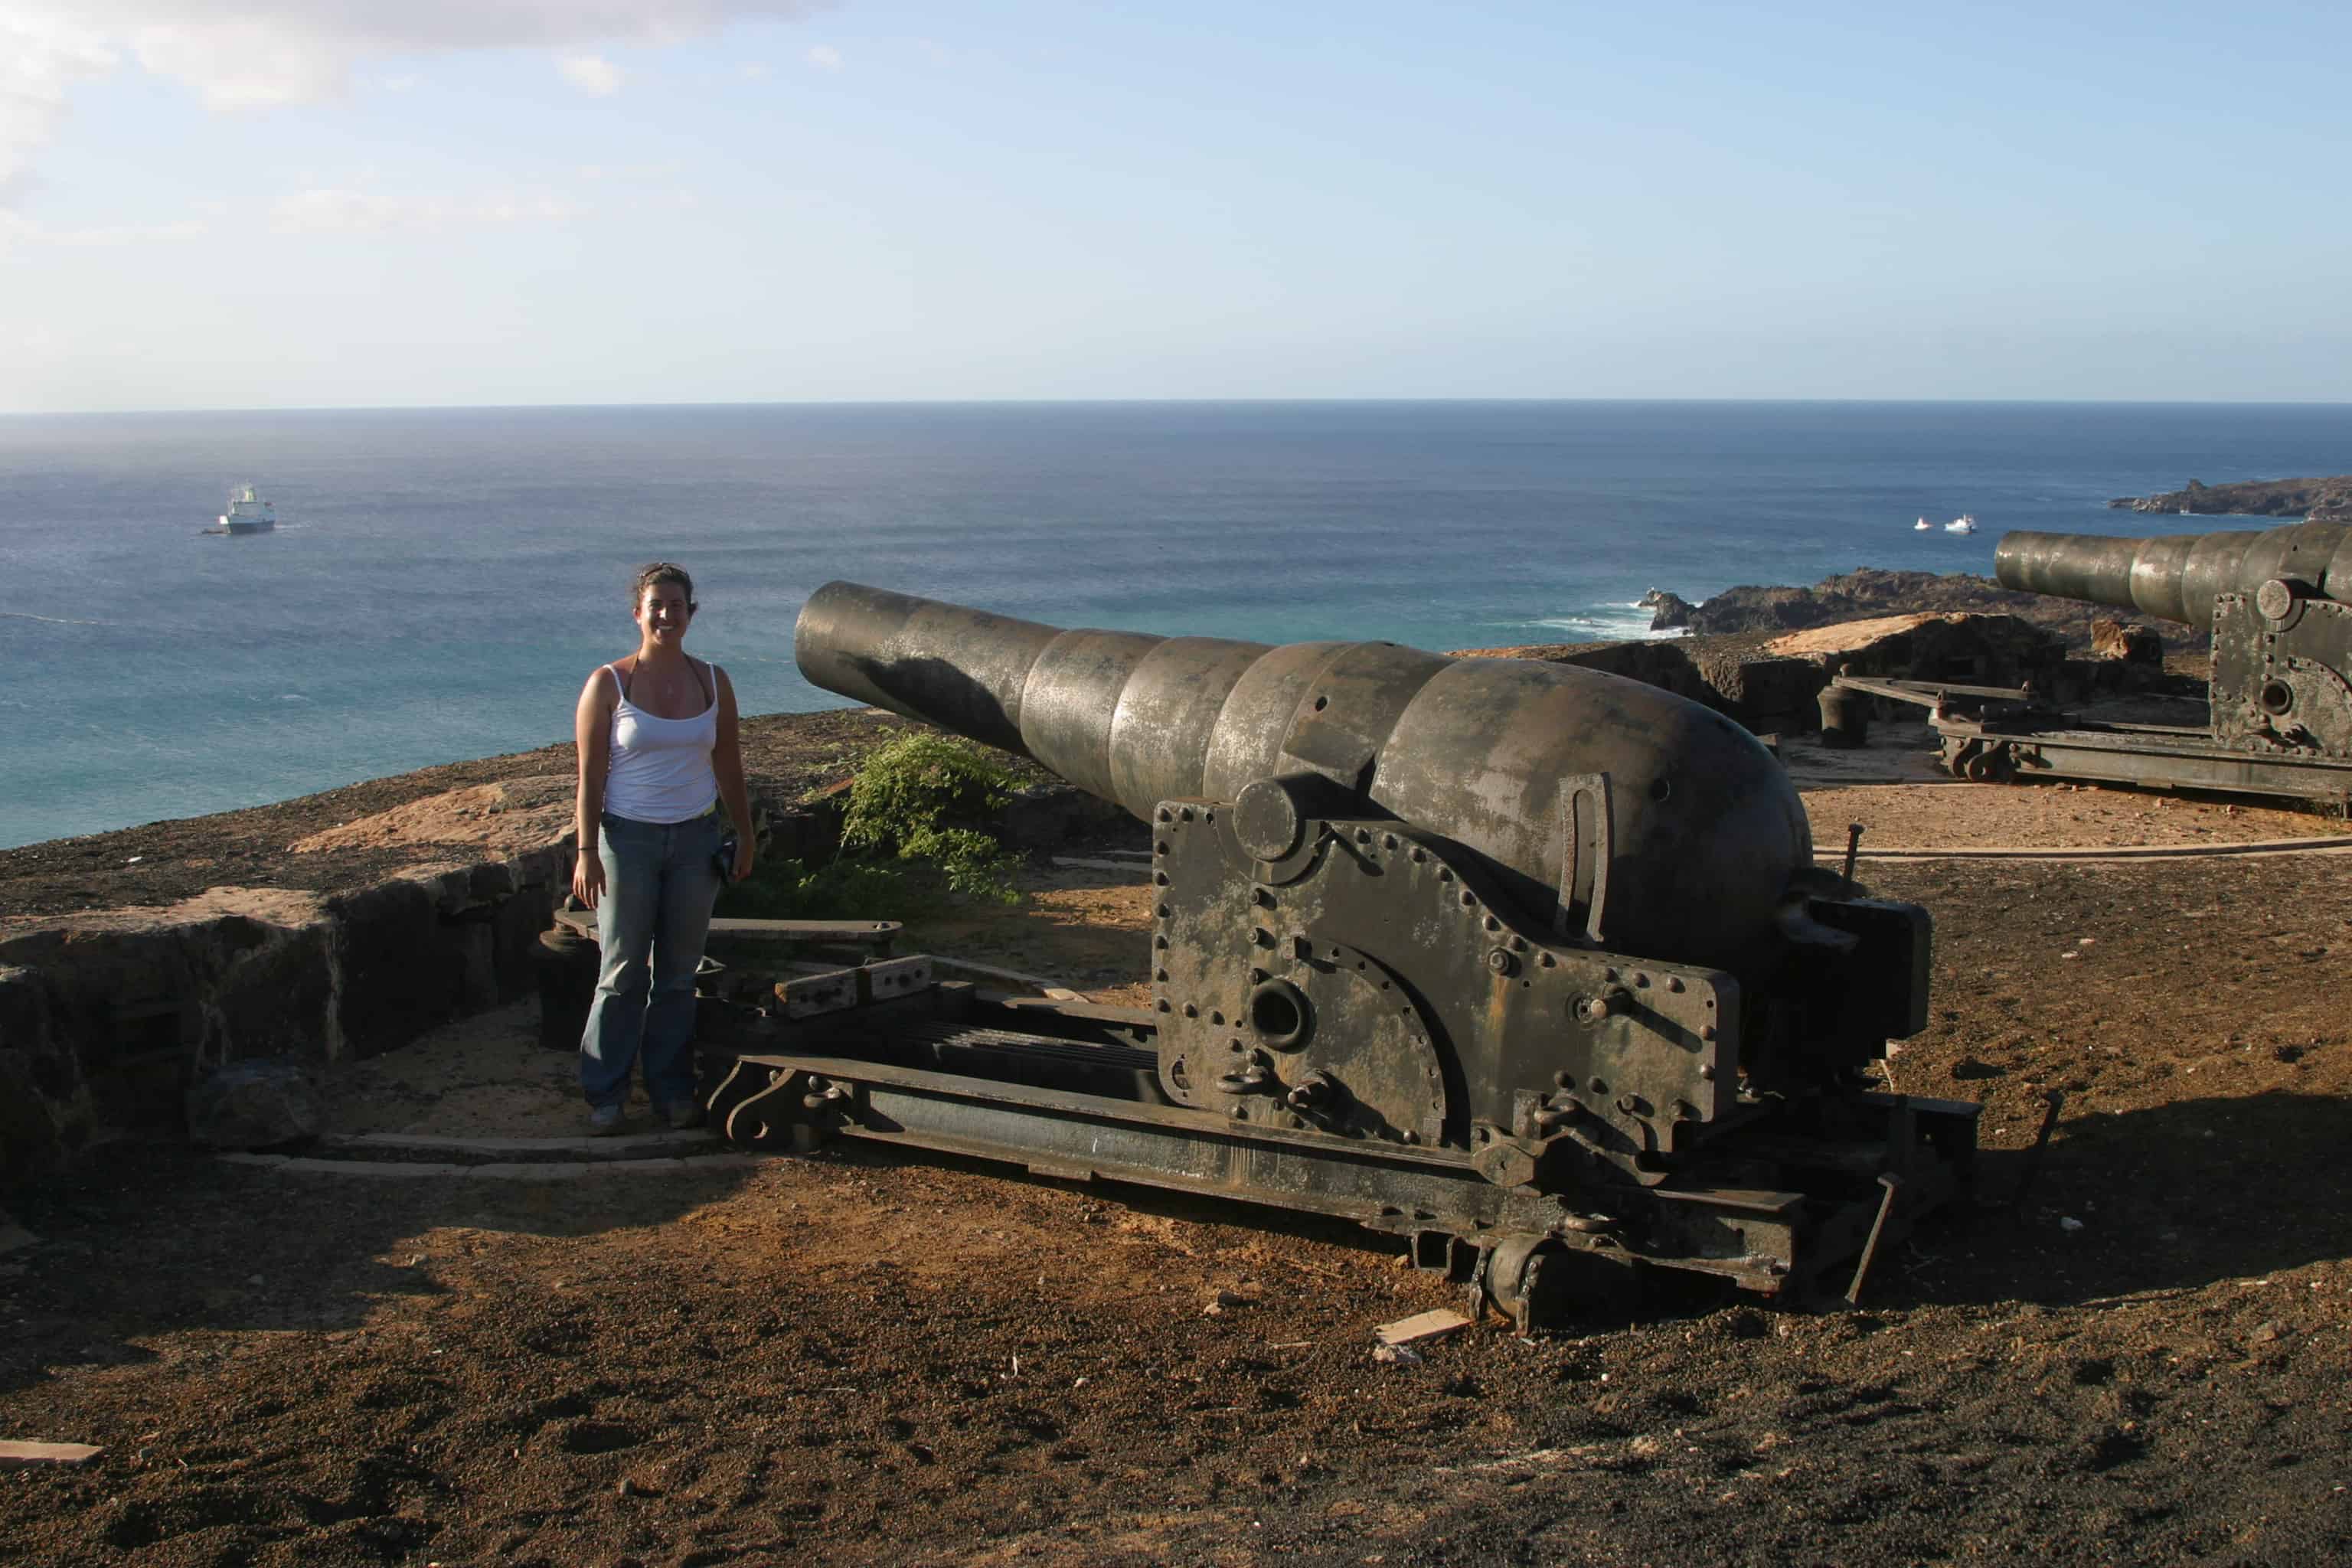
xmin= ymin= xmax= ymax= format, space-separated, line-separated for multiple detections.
xmin=2107 ymin=473 xmax=2352 ymax=523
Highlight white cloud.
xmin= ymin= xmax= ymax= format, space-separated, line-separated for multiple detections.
xmin=0 ymin=207 xmax=208 ymax=260
xmin=0 ymin=12 xmax=119 ymax=201
xmin=558 ymin=53 xmax=625 ymax=95
xmin=2 ymin=2 xmax=828 ymax=203
xmin=46 ymin=216 xmax=208 ymax=246
xmin=577 ymin=159 xmax=681 ymax=182
xmin=270 ymin=185 xmax=587 ymax=234
xmin=805 ymin=43 xmax=843 ymax=71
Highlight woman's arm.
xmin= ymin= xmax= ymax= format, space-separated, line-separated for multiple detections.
xmin=711 ymin=664 xmax=755 ymax=883
xmin=573 ymin=669 xmax=616 ymax=908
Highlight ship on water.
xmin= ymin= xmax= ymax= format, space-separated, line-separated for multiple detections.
xmin=209 ymin=484 xmax=277 ymax=535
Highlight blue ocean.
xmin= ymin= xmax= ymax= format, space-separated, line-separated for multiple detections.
xmin=5 ymin=400 xmax=2349 ymax=849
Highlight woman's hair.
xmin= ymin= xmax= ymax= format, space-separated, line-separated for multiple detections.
xmin=630 ymin=561 xmax=696 ymax=612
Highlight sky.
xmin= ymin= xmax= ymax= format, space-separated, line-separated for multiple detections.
xmin=2 ymin=0 xmax=2348 ymax=413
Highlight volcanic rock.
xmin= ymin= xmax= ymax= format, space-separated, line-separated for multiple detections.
xmin=2107 ymin=475 xmax=2352 ymax=522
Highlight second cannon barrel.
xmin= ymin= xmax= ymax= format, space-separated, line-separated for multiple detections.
xmin=1995 ymin=521 xmax=2352 ymax=625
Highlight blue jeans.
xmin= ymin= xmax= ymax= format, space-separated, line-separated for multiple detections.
xmin=580 ymin=810 xmax=722 ymax=1111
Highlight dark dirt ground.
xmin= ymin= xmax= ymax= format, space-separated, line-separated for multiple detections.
xmin=5 ymin=714 xmax=2352 ymax=1566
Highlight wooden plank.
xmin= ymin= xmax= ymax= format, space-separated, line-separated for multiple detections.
xmin=0 ymin=1442 xmax=102 ymax=1468
xmin=710 ymin=918 xmax=901 ymax=946
xmin=928 ymin=956 xmax=1086 ymax=999
xmin=553 ymin=908 xmax=900 ymax=949
xmin=858 ymin=956 xmax=935 ymax=1004
xmin=1373 ymin=1308 xmax=1473 ymax=1348
xmin=776 ymin=967 xmax=860 ymax=1019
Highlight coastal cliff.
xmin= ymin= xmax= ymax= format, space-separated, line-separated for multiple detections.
xmin=2109 ymin=475 xmax=2352 ymax=522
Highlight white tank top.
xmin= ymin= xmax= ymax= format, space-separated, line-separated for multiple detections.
xmin=603 ymin=662 xmax=720 ymax=824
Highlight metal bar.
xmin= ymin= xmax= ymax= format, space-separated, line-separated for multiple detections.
xmin=1834 ymin=676 xmax=2035 ymax=704
xmin=724 ymin=1050 xmax=1815 ymax=1290
xmin=1994 ymin=735 xmax=2352 ymax=801
xmin=1844 ymin=1173 xmax=1904 ymax=1305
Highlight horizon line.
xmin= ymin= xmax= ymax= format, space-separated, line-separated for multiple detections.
xmin=8 ymin=394 xmax=2352 ymax=419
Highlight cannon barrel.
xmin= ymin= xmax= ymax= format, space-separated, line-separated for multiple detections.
xmin=796 ymin=581 xmax=1815 ymax=979
xmin=1995 ymin=521 xmax=2352 ymax=625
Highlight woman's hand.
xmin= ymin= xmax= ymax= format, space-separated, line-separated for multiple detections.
xmin=573 ymin=849 xmax=606 ymax=910
xmin=730 ymin=836 xmax=755 ymax=884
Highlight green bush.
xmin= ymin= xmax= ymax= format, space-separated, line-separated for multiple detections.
xmin=716 ymin=733 xmax=1024 ymax=920
xmin=839 ymin=733 xmax=1024 ymax=904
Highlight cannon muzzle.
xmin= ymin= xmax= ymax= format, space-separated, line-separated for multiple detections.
xmin=797 ymin=581 xmax=1815 ymax=979
xmin=1996 ymin=521 xmax=2352 ymax=624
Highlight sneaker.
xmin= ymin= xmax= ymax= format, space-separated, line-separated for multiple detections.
xmin=586 ymin=1104 xmax=626 ymax=1136
xmin=664 ymin=1102 xmax=707 ymax=1132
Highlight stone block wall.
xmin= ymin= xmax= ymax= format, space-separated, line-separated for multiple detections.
xmin=0 ymin=848 xmax=567 ymax=1187
xmin=0 ymin=781 xmax=1124 ymax=1187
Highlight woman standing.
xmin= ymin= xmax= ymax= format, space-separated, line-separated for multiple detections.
xmin=571 ymin=562 xmax=755 ymax=1134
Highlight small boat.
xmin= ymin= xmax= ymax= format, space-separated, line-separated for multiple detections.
xmin=208 ymin=484 xmax=277 ymax=535
xmin=1944 ymin=514 xmax=1977 ymax=535
xmin=1913 ymin=516 xmax=1933 ymax=531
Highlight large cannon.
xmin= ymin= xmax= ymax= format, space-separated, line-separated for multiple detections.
xmin=1837 ymin=521 xmax=2352 ymax=802
xmin=1998 ymin=521 xmax=2352 ymax=761
xmin=704 ymin=583 xmax=1978 ymax=1325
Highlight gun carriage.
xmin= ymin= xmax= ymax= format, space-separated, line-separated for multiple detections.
xmin=701 ymin=583 xmax=1978 ymax=1327
xmin=1834 ymin=521 xmax=2352 ymax=805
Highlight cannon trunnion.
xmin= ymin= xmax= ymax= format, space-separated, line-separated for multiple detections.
xmin=704 ymin=583 xmax=1977 ymax=1326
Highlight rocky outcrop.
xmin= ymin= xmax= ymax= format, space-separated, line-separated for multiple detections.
xmin=2108 ymin=475 xmax=2352 ymax=522
xmin=1638 ymin=588 xmax=1694 ymax=632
